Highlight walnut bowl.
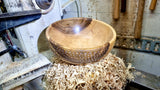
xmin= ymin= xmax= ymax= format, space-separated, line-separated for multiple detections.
xmin=46 ymin=18 xmax=116 ymax=64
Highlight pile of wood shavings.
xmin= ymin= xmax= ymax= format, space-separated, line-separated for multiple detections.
xmin=44 ymin=53 xmax=133 ymax=90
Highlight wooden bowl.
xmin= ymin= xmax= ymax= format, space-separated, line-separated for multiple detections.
xmin=46 ymin=18 xmax=116 ymax=64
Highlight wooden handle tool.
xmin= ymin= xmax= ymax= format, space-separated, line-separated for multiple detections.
xmin=149 ymin=0 xmax=157 ymax=11
xmin=134 ymin=0 xmax=145 ymax=39
xmin=121 ymin=0 xmax=126 ymax=12
xmin=113 ymin=0 xmax=120 ymax=20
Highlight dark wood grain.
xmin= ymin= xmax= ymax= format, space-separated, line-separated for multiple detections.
xmin=52 ymin=18 xmax=92 ymax=34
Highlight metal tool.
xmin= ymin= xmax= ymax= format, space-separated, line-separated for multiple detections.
xmin=0 ymin=0 xmax=55 ymax=58
xmin=32 ymin=0 xmax=55 ymax=14
xmin=35 ymin=0 xmax=53 ymax=10
xmin=0 ymin=9 xmax=41 ymax=19
xmin=115 ymin=36 xmax=160 ymax=54
xmin=0 ymin=0 xmax=55 ymax=31
xmin=0 ymin=45 xmax=27 ymax=58
xmin=126 ymin=70 xmax=160 ymax=89
xmin=0 ymin=53 xmax=51 ymax=90
xmin=0 ymin=31 xmax=27 ymax=58
xmin=0 ymin=9 xmax=42 ymax=31
xmin=0 ymin=0 xmax=55 ymax=89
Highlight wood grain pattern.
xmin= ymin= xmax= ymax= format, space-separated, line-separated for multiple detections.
xmin=52 ymin=18 xmax=92 ymax=34
xmin=134 ymin=0 xmax=145 ymax=39
xmin=46 ymin=18 xmax=116 ymax=64
xmin=149 ymin=0 xmax=157 ymax=11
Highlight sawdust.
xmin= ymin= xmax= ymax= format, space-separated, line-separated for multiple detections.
xmin=43 ymin=53 xmax=134 ymax=90
xmin=135 ymin=71 xmax=142 ymax=76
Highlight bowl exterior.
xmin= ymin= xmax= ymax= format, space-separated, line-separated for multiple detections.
xmin=49 ymin=41 xmax=111 ymax=64
xmin=46 ymin=18 xmax=116 ymax=64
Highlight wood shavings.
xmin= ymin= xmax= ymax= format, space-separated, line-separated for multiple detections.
xmin=44 ymin=53 xmax=133 ymax=90
xmin=135 ymin=71 xmax=142 ymax=76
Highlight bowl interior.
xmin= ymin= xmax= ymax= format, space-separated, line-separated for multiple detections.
xmin=46 ymin=18 xmax=115 ymax=49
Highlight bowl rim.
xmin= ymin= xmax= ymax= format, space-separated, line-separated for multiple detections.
xmin=46 ymin=17 xmax=116 ymax=50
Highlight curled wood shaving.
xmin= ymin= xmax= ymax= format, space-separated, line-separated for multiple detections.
xmin=44 ymin=53 xmax=133 ymax=90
